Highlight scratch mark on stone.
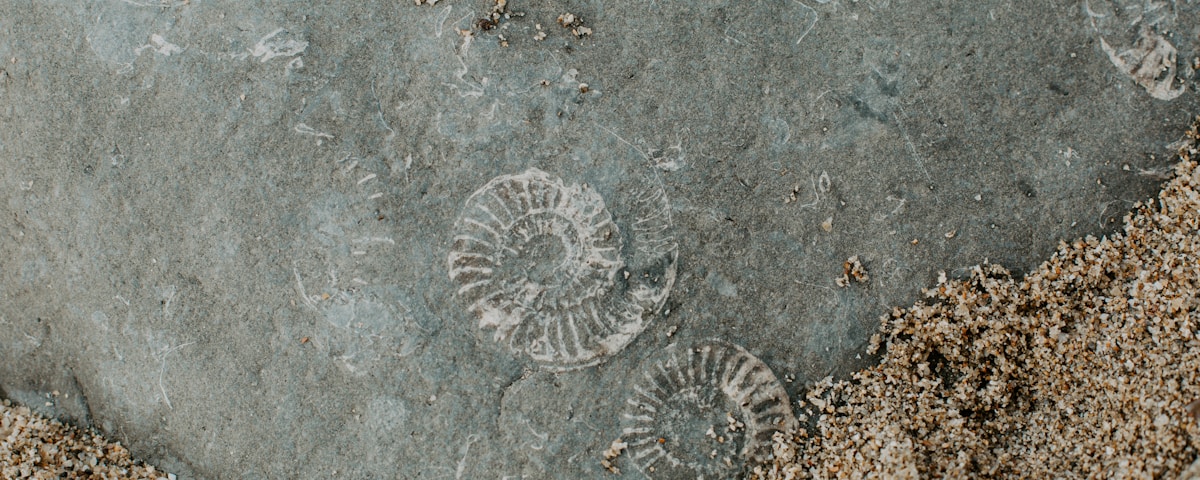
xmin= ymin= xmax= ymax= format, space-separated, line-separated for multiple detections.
xmin=155 ymin=341 xmax=195 ymax=410
xmin=598 ymin=125 xmax=650 ymax=161
xmin=295 ymin=123 xmax=334 ymax=139
xmin=134 ymin=34 xmax=183 ymax=57
xmin=251 ymin=28 xmax=308 ymax=63
xmin=161 ymin=284 xmax=177 ymax=317
xmin=791 ymin=0 xmax=818 ymax=45
xmin=120 ymin=0 xmax=188 ymax=7
xmin=435 ymin=5 xmax=453 ymax=37
xmin=893 ymin=106 xmax=939 ymax=205
xmin=455 ymin=434 xmax=479 ymax=479
xmin=293 ymin=267 xmax=320 ymax=311
xmin=352 ymin=237 xmax=396 ymax=245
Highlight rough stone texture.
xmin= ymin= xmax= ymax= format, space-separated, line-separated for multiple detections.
xmin=0 ymin=1 xmax=1195 ymax=478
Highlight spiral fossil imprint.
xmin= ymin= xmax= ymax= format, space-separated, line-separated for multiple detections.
xmin=620 ymin=339 xmax=797 ymax=479
xmin=447 ymin=168 xmax=677 ymax=369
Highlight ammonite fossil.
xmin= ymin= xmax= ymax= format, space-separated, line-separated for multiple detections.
xmin=620 ymin=339 xmax=797 ymax=479
xmin=448 ymin=168 xmax=676 ymax=370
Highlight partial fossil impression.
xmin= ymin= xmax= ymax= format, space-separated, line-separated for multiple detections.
xmin=1085 ymin=0 xmax=1188 ymax=100
xmin=448 ymin=168 xmax=677 ymax=370
xmin=619 ymin=339 xmax=798 ymax=479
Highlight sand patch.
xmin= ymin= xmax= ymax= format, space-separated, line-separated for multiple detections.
xmin=755 ymin=118 xmax=1200 ymax=478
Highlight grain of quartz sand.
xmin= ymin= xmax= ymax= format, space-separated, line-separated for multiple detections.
xmin=753 ymin=118 xmax=1200 ymax=479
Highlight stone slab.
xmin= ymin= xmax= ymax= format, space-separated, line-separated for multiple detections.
xmin=0 ymin=0 xmax=1196 ymax=477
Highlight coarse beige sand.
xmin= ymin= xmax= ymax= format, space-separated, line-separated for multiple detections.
xmin=753 ymin=118 xmax=1200 ymax=479
xmin=0 ymin=400 xmax=171 ymax=479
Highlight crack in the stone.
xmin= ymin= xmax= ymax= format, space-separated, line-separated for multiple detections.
xmin=70 ymin=372 xmax=95 ymax=428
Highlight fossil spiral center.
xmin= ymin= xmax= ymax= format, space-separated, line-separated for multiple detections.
xmin=515 ymin=230 xmax=570 ymax=287
xmin=657 ymin=386 xmax=745 ymax=475
xmin=498 ymin=212 xmax=591 ymax=310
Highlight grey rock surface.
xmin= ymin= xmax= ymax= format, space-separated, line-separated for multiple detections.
xmin=0 ymin=0 xmax=1196 ymax=478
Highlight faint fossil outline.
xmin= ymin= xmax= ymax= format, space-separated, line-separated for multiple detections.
xmin=1099 ymin=30 xmax=1186 ymax=101
xmin=294 ymin=269 xmax=424 ymax=375
xmin=620 ymin=339 xmax=798 ymax=479
xmin=448 ymin=168 xmax=677 ymax=370
xmin=1084 ymin=0 xmax=1186 ymax=100
xmin=287 ymin=150 xmax=417 ymax=375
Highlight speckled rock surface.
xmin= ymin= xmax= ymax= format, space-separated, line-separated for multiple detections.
xmin=0 ymin=1 xmax=1196 ymax=478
